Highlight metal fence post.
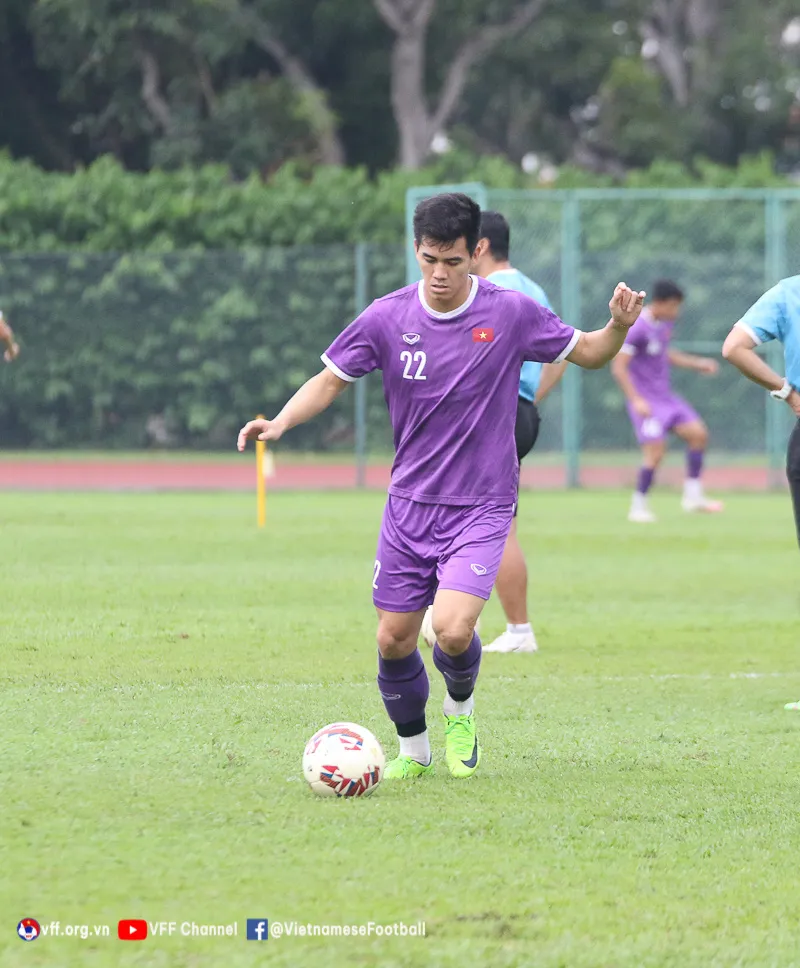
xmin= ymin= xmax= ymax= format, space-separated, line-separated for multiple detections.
xmin=560 ymin=194 xmax=582 ymax=487
xmin=354 ymin=242 xmax=369 ymax=487
xmin=764 ymin=195 xmax=788 ymax=490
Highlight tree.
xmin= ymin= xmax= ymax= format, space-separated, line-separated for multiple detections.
xmin=211 ymin=0 xmax=345 ymax=165
xmin=373 ymin=0 xmax=549 ymax=168
xmin=29 ymin=0 xmax=340 ymax=172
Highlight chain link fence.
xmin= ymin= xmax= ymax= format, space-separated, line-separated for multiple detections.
xmin=0 ymin=189 xmax=797 ymax=489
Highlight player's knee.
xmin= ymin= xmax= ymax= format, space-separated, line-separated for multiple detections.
xmin=685 ymin=423 xmax=708 ymax=449
xmin=433 ymin=616 xmax=475 ymax=655
xmin=376 ymin=619 xmax=418 ymax=659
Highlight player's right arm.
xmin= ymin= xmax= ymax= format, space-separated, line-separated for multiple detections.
xmin=611 ymin=350 xmax=651 ymax=417
xmin=237 ymin=368 xmax=349 ymax=449
xmin=238 ymin=303 xmax=381 ymax=450
xmin=0 ymin=312 xmax=20 ymax=362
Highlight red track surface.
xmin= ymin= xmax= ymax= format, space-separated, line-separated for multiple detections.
xmin=0 ymin=460 xmax=778 ymax=491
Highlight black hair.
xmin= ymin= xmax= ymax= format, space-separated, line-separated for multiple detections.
xmin=478 ymin=210 xmax=510 ymax=261
xmin=651 ymin=279 xmax=684 ymax=302
xmin=413 ymin=192 xmax=482 ymax=254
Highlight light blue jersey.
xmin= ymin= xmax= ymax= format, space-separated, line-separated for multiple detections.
xmin=737 ymin=275 xmax=800 ymax=391
xmin=487 ymin=268 xmax=553 ymax=402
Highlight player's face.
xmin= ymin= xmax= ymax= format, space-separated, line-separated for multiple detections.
xmin=416 ymin=237 xmax=481 ymax=311
xmin=651 ymin=298 xmax=683 ymax=321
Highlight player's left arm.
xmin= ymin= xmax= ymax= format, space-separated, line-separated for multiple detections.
xmin=566 ymin=284 xmax=646 ymax=370
xmin=667 ymin=348 xmax=718 ymax=374
xmin=534 ymin=362 xmax=567 ymax=404
xmin=0 ymin=312 xmax=20 ymax=362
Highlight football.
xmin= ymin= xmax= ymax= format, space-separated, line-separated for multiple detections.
xmin=302 ymin=722 xmax=385 ymax=798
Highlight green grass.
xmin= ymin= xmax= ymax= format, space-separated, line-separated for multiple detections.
xmin=2 ymin=489 xmax=799 ymax=968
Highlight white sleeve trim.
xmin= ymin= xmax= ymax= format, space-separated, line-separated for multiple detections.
xmin=554 ymin=328 xmax=582 ymax=364
xmin=734 ymin=320 xmax=762 ymax=345
xmin=618 ymin=343 xmax=637 ymax=356
xmin=320 ymin=353 xmax=357 ymax=383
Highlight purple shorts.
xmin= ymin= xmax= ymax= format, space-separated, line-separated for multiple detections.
xmin=372 ymin=496 xmax=515 ymax=613
xmin=627 ymin=394 xmax=700 ymax=444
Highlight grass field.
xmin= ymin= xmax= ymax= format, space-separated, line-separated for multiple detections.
xmin=2 ymin=489 xmax=799 ymax=968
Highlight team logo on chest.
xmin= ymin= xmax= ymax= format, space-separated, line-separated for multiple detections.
xmin=646 ymin=339 xmax=662 ymax=355
xmin=472 ymin=327 xmax=494 ymax=343
xmin=402 ymin=333 xmax=421 ymax=345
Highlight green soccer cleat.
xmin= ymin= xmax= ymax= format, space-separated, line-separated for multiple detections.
xmin=383 ymin=755 xmax=435 ymax=780
xmin=444 ymin=713 xmax=481 ymax=778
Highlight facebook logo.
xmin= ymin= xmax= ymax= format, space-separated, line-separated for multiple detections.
xmin=246 ymin=919 xmax=268 ymax=941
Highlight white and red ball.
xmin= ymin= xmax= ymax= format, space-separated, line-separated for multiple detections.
xmin=302 ymin=722 xmax=385 ymax=798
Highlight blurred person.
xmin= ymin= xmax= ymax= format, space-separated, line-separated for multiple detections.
xmin=0 ymin=312 xmax=20 ymax=362
xmin=722 ymin=276 xmax=800 ymax=710
xmin=611 ymin=279 xmax=722 ymax=523
xmin=238 ymin=193 xmax=645 ymax=780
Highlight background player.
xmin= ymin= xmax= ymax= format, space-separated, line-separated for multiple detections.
xmin=722 ymin=278 xmax=800 ymax=528
xmin=722 ymin=276 xmax=800 ymax=710
xmin=238 ymin=193 xmax=645 ymax=781
xmin=611 ymin=279 xmax=722 ymax=523
xmin=0 ymin=312 xmax=20 ymax=362
xmin=472 ymin=210 xmax=566 ymax=654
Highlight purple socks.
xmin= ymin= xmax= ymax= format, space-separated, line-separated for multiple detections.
xmin=687 ymin=449 xmax=704 ymax=479
xmin=377 ymin=648 xmax=429 ymax=733
xmin=637 ymin=467 xmax=655 ymax=495
xmin=432 ymin=632 xmax=482 ymax=701
xmin=378 ymin=633 xmax=482 ymax=737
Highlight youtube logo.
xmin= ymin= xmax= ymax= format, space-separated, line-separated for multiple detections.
xmin=118 ymin=919 xmax=147 ymax=941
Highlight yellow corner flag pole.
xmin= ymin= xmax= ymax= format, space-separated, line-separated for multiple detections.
xmin=255 ymin=414 xmax=267 ymax=528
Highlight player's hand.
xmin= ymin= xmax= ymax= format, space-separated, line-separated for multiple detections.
xmin=697 ymin=357 xmax=718 ymax=375
xmin=787 ymin=389 xmax=800 ymax=418
xmin=3 ymin=341 xmax=19 ymax=362
xmin=237 ymin=417 xmax=284 ymax=451
xmin=632 ymin=396 xmax=651 ymax=418
xmin=609 ymin=283 xmax=646 ymax=329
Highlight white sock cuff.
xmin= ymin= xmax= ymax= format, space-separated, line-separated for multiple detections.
xmin=507 ymin=623 xmax=532 ymax=635
xmin=443 ymin=694 xmax=474 ymax=717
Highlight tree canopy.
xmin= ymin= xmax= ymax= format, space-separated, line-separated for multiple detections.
xmin=1 ymin=0 xmax=799 ymax=176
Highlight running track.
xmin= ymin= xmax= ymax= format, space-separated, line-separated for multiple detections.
xmin=0 ymin=460 xmax=781 ymax=491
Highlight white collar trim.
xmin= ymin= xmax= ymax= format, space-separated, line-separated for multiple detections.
xmin=417 ymin=275 xmax=479 ymax=319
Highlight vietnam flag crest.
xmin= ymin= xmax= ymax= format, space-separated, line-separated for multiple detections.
xmin=472 ymin=327 xmax=494 ymax=343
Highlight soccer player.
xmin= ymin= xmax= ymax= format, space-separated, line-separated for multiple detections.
xmin=238 ymin=193 xmax=645 ymax=780
xmin=0 ymin=312 xmax=20 ymax=362
xmin=611 ymin=279 xmax=722 ymax=523
xmin=473 ymin=210 xmax=566 ymax=654
xmin=722 ymin=278 xmax=800 ymax=711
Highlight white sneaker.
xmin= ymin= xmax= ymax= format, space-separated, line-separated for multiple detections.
xmin=419 ymin=605 xmax=480 ymax=649
xmin=681 ymin=496 xmax=724 ymax=514
xmin=628 ymin=505 xmax=657 ymax=523
xmin=482 ymin=629 xmax=538 ymax=653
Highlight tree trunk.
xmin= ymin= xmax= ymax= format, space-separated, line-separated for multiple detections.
xmin=390 ymin=26 xmax=432 ymax=168
xmin=375 ymin=0 xmax=548 ymax=170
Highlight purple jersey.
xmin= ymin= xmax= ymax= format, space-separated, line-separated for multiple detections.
xmin=322 ymin=276 xmax=579 ymax=505
xmin=620 ymin=307 xmax=676 ymax=401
